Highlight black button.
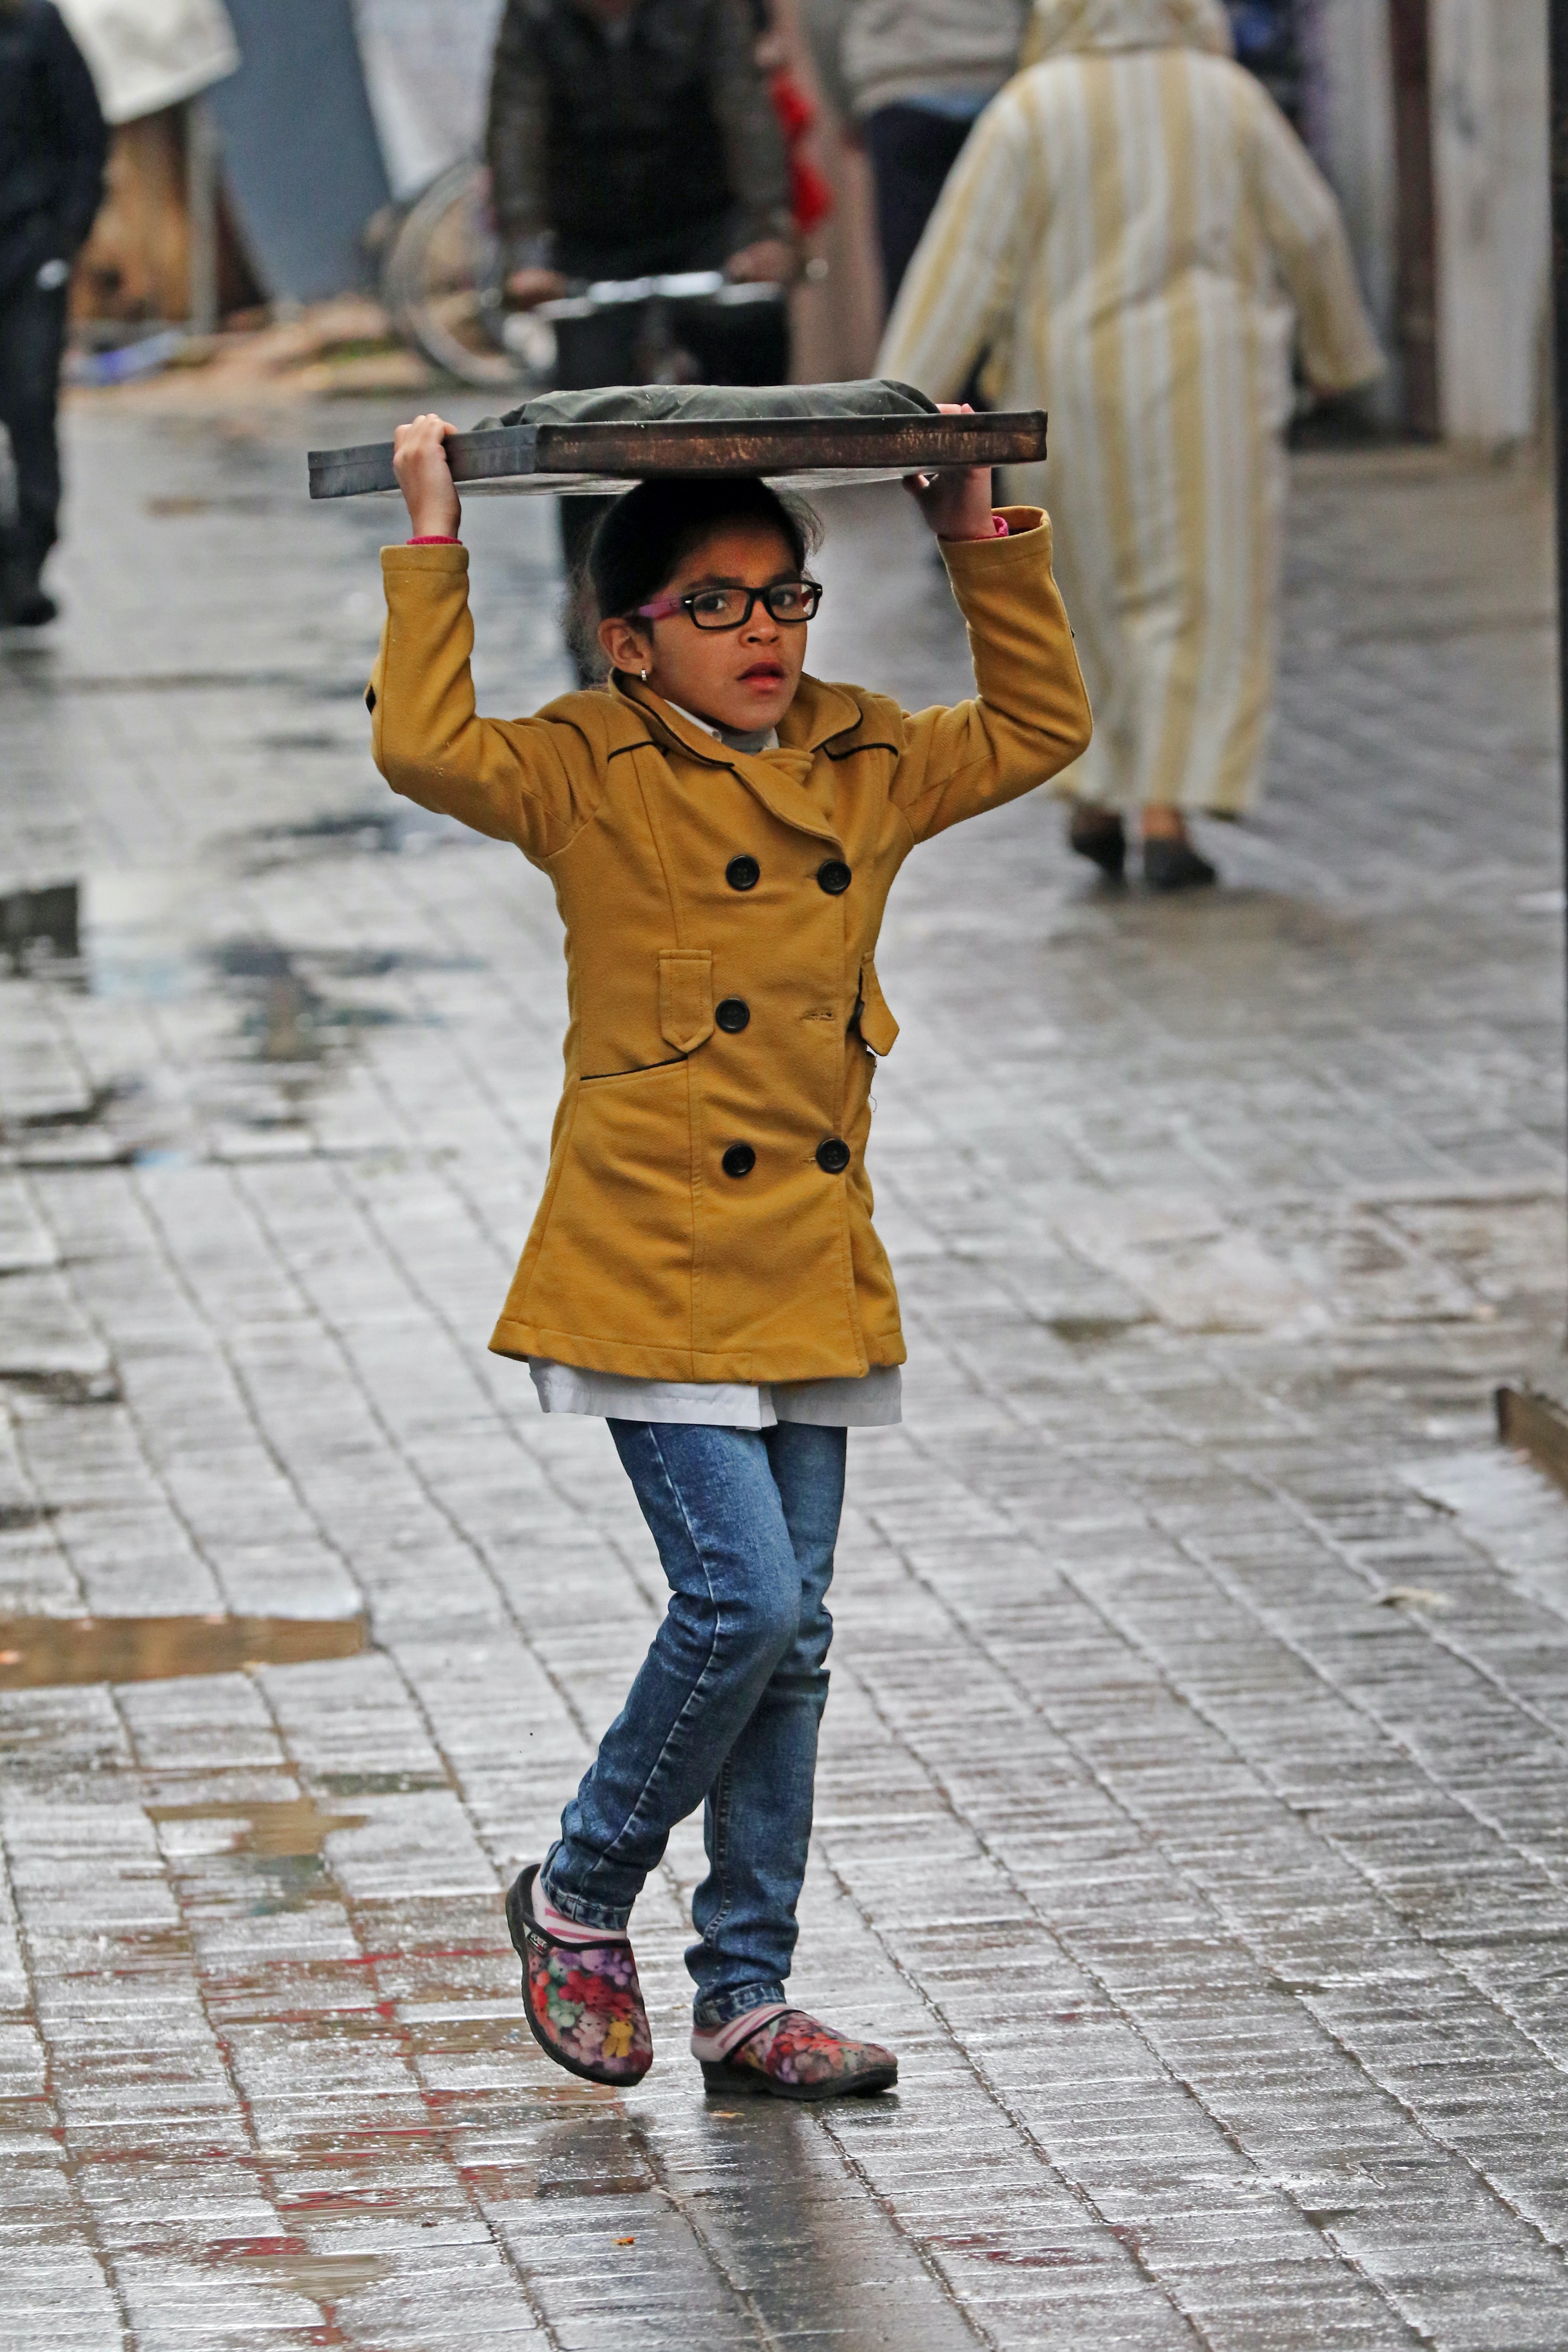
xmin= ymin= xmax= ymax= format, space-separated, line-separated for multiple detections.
xmin=816 ymin=1138 xmax=851 ymax=1174
xmin=715 ymin=997 xmax=750 ymax=1033
xmin=726 ymin=856 xmax=760 ymax=891
xmin=817 ymin=859 xmax=851 ymax=895
xmin=722 ymin=1142 xmax=756 ymax=1179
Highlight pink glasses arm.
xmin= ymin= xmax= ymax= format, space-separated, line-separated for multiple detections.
xmin=633 ymin=591 xmax=684 ymax=622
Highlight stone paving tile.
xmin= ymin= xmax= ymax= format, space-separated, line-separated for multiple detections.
xmin=1 ymin=410 xmax=1565 ymax=2345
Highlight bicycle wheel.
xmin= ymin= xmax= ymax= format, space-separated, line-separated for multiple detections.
xmin=382 ymin=160 xmax=536 ymax=391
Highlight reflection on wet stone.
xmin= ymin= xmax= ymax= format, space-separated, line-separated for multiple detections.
xmin=0 ymin=1368 xmax=121 ymax=1406
xmin=6 ymin=1081 xmax=124 ymax=1133
xmin=210 ymin=938 xmax=410 ymax=1067
xmin=2 ymin=413 xmax=1565 ymax=2348
xmin=0 ymin=1612 xmax=368 ymax=1687
xmin=209 ymin=2245 xmax=388 ymax=2308
xmin=0 ymin=1503 xmax=54 ymax=1531
xmin=149 ymin=1793 xmax=370 ymax=1917
xmin=247 ymin=802 xmax=470 ymax=864
xmin=0 ymin=879 xmax=79 ymax=970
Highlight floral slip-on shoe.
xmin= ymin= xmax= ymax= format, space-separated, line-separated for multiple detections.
xmin=698 ymin=2008 xmax=898 ymax=2102
xmin=505 ymin=1863 xmax=653 ymax=2087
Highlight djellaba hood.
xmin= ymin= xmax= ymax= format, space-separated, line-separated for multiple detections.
xmin=1023 ymin=0 xmax=1234 ymax=62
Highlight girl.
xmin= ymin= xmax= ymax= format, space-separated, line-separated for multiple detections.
xmin=372 ymin=409 xmax=1091 ymax=2100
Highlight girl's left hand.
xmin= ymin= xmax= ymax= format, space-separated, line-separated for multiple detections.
xmin=903 ymin=402 xmax=997 ymax=542
xmin=393 ymin=412 xmax=462 ymax=539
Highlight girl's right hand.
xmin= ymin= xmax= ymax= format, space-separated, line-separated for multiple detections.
xmin=392 ymin=413 xmax=461 ymax=539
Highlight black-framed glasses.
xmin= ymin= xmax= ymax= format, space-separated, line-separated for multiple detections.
xmin=634 ymin=579 xmax=823 ymax=631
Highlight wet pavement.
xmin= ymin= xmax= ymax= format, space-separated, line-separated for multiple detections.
xmin=2 ymin=403 xmax=1565 ymax=2349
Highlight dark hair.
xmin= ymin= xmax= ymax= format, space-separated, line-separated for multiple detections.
xmin=587 ymin=477 xmax=823 ymax=628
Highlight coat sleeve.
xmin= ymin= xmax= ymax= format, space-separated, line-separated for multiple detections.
xmin=1246 ymin=81 xmax=1383 ymax=394
xmin=45 ymin=4 xmax=109 ymax=259
xmin=484 ymin=0 xmax=552 ymax=273
xmin=876 ymin=85 xmax=1035 ymax=398
xmin=888 ymin=508 xmax=1092 ymax=845
xmin=709 ymin=0 xmax=793 ymax=250
xmin=368 ymin=545 xmax=597 ymax=862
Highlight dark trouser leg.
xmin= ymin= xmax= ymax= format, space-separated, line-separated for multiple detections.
xmin=863 ymin=104 xmax=978 ymax=309
xmin=0 ymin=279 xmax=68 ymax=589
xmin=677 ymin=293 xmax=790 ymax=391
xmin=547 ymin=1420 xmax=819 ymax=1939
xmin=690 ymin=1421 xmax=844 ymax=2023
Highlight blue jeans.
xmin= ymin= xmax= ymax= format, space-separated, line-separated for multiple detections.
xmin=543 ymin=1419 xmax=845 ymax=2025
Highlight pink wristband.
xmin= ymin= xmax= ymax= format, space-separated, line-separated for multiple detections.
xmin=408 ymin=535 xmax=461 ymax=545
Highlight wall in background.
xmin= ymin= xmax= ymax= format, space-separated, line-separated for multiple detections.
xmin=206 ymin=0 xmax=390 ymax=305
xmin=351 ymin=0 xmax=507 ymax=201
xmin=1430 ymin=0 xmax=1549 ymax=443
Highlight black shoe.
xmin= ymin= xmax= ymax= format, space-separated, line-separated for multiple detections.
xmin=1067 ymin=808 xmax=1126 ymax=878
xmin=2 ymin=553 xmax=57 ymax=626
xmin=3 ymin=583 xmax=58 ymax=627
xmin=1143 ymin=837 xmax=1217 ymax=892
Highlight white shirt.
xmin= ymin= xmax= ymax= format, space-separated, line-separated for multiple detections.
xmin=527 ymin=1359 xmax=903 ymax=1427
xmin=528 ymin=701 xmax=900 ymax=1428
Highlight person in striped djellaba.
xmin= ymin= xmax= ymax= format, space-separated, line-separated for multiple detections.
xmin=878 ymin=0 xmax=1381 ymax=891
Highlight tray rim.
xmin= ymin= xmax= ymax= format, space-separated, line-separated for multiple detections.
xmin=308 ymin=408 xmax=1049 ymax=501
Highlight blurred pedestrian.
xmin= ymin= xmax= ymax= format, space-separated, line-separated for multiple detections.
xmin=754 ymin=4 xmax=835 ymax=249
xmin=841 ymin=0 xmax=1027 ymax=308
xmin=485 ymin=0 xmax=796 ymax=658
xmin=0 ymin=0 xmax=107 ymax=626
xmin=879 ymin=0 xmax=1382 ymax=889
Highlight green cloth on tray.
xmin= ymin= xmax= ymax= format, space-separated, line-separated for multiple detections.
xmin=482 ymin=378 xmax=939 ymax=431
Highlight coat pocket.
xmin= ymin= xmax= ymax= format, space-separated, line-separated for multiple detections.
xmin=856 ymin=957 xmax=900 ymax=1057
xmin=658 ymin=948 xmax=714 ymax=1055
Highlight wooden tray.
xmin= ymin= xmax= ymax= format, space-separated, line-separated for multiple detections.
xmin=308 ymin=409 xmax=1048 ymax=501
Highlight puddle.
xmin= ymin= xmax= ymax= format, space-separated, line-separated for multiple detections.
xmin=12 ymin=869 xmax=463 ymax=1032
xmin=148 ymin=1793 xmax=368 ymax=1859
xmin=396 ymin=2000 xmax=536 ymax=2058
xmin=212 ymin=941 xmax=330 ymax=1063
xmin=2 ymin=1085 xmax=139 ymax=1172
xmin=6 ymin=1083 xmax=124 ymax=1133
xmin=211 ymin=940 xmax=406 ymax=1064
xmin=148 ymin=1790 xmax=370 ymax=1916
xmin=245 ymin=803 xmax=470 ymax=864
xmin=2 ymin=665 xmax=365 ymax=698
xmin=317 ymin=1769 xmax=448 ymax=1796
xmin=0 ymin=1612 xmax=368 ymax=1688
xmin=208 ymin=2239 xmax=386 ymax=2306
xmin=0 ymin=1369 xmax=122 ymax=1406
xmin=1047 ymin=1312 xmax=1153 ymax=1346
xmin=145 ymin=493 xmax=278 ymax=518
xmin=1 ymin=881 xmax=80 ymax=972
xmin=4 ymin=861 xmax=470 ymax=1162
xmin=73 ymin=868 xmax=203 ymax=1002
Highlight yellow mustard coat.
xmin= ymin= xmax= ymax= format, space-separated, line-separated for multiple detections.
xmin=368 ymin=510 xmax=1090 ymax=1381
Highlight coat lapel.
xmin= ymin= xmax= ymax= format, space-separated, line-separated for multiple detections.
xmin=612 ymin=677 xmax=863 ymax=851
